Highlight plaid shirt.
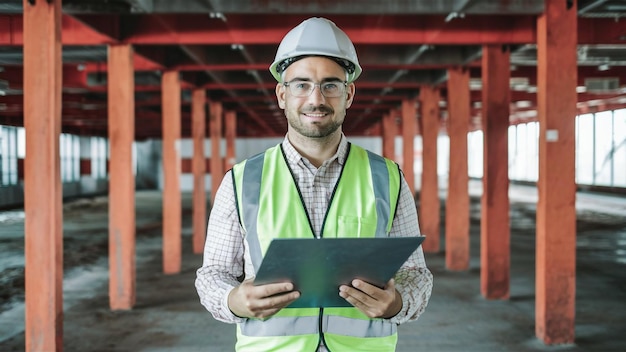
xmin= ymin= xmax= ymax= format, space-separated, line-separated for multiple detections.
xmin=195 ymin=134 xmax=433 ymax=339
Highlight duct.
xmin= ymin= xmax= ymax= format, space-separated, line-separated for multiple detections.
xmin=62 ymin=0 xmax=133 ymax=14
xmin=0 ymin=1 xmax=22 ymax=14
xmin=579 ymin=0 xmax=610 ymax=14
xmin=0 ymin=46 xmax=102 ymax=65
xmin=445 ymin=0 xmax=473 ymax=22
xmin=179 ymin=0 xmax=544 ymax=15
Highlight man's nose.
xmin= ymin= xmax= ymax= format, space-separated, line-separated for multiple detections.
xmin=306 ymin=85 xmax=327 ymax=104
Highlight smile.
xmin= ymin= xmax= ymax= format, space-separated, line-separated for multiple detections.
xmin=303 ymin=112 xmax=327 ymax=118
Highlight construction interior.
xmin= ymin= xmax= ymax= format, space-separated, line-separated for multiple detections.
xmin=1 ymin=0 xmax=626 ymax=351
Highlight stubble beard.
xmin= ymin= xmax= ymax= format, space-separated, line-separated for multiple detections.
xmin=286 ymin=105 xmax=344 ymax=139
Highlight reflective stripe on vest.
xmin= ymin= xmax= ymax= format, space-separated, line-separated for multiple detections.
xmin=240 ymin=314 xmax=396 ymax=338
xmin=232 ymin=143 xmax=401 ymax=351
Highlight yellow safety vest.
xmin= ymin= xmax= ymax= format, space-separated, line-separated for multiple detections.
xmin=232 ymin=143 xmax=401 ymax=352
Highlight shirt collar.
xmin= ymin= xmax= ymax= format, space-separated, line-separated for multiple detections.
xmin=282 ymin=134 xmax=349 ymax=166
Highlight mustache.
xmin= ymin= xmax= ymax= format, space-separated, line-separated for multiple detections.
xmin=300 ymin=105 xmax=334 ymax=114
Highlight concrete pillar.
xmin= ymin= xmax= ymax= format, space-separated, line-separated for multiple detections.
xmin=161 ymin=71 xmax=182 ymax=274
xmin=209 ymin=101 xmax=223 ymax=202
xmin=107 ymin=44 xmax=136 ymax=310
xmin=225 ymin=110 xmax=237 ymax=170
xmin=382 ymin=110 xmax=396 ymax=160
xmin=191 ymin=89 xmax=206 ymax=255
xmin=480 ymin=45 xmax=510 ymax=299
xmin=401 ymin=99 xmax=416 ymax=193
xmin=445 ymin=67 xmax=470 ymax=270
xmin=419 ymin=86 xmax=441 ymax=253
xmin=536 ymin=0 xmax=578 ymax=344
xmin=23 ymin=0 xmax=63 ymax=350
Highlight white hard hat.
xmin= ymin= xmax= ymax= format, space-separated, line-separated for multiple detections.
xmin=269 ymin=17 xmax=362 ymax=83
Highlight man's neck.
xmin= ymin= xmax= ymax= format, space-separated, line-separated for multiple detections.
xmin=288 ymin=130 xmax=342 ymax=168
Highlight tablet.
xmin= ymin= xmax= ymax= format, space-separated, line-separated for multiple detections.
xmin=253 ymin=236 xmax=425 ymax=308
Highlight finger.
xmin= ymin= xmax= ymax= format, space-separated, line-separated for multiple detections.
xmin=231 ymin=281 xmax=300 ymax=319
xmin=339 ymin=284 xmax=373 ymax=307
xmin=253 ymin=281 xmax=297 ymax=299
xmin=339 ymin=280 xmax=397 ymax=318
xmin=353 ymin=278 xmax=396 ymax=301
xmin=339 ymin=286 xmax=381 ymax=318
xmin=261 ymin=288 xmax=301 ymax=308
xmin=249 ymin=282 xmax=300 ymax=308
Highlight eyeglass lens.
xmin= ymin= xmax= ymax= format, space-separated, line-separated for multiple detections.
xmin=286 ymin=81 xmax=346 ymax=98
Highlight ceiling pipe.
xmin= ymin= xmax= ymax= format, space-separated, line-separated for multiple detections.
xmin=179 ymin=45 xmax=278 ymax=135
xmin=578 ymin=0 xmax=609 ymax=14
xmin=445 ymin=0 xmax=473 ymax=22
xmin=350 ymin=44 xmax=434 ymax=130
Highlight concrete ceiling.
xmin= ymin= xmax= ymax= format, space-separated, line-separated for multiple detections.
xmin=0 ymin=0 xmax=625 ymax=139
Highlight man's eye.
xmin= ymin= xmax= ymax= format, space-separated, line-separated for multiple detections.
xmin=294 ymin=82 xmax=310 ymax=90
xmin=323 ymin=83 xmax=339 ymax=91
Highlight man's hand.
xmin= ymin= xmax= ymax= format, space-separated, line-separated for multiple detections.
xmin=228 ymin=279 xmax=300 ymax=319
xmin=339 ymin=278 xmax=402 ymax=319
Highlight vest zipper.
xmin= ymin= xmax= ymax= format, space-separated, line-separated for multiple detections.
xmin=318 ymin=308 xmax=331 ymax=352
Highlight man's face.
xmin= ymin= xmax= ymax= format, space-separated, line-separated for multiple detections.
xmin=276 ymin=56 xmax=355 ymax=139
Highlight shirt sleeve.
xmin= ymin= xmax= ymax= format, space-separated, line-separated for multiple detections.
xmin=194 ymin=170 xmax=246 ymax=324
xmin=387 ymin=174 xmax=434 ymax=325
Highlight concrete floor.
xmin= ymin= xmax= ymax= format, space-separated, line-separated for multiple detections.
xmin=1 ymin=182 xmax=625 ymax=351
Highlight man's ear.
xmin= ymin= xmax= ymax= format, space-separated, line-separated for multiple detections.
xmin=276 ymin=83 xmax=286 ymax=109
xmin=345 ymin=83 xmax=356 ymax=109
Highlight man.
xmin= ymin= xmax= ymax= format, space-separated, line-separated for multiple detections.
xmin=195 ymin=17 xmax=433 ymax=352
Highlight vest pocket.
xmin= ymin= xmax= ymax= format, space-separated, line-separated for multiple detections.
xmin=337 ymin=216 xmax=376 ymax=237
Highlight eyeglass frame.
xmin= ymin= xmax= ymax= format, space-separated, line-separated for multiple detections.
xmin=282 ymin=79 xmax=349 ymax=98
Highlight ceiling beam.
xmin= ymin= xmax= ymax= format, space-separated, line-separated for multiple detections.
xmin=1 ymin=15 xmax=619 ymax=46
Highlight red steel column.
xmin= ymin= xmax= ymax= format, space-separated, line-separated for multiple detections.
xmin=445 ymin=67 xmax=470 ymax=270
xmin=536 ymin=0 xmax=577 ymax=344
xmin=225 ymin=110 xmax=237 ymax=170
xmin=419 ymin=86 xmax=441 ymax=253
xmin=481 ymin=45 xmax=510 ymax=299
xmin=401 ymin=99 xmax=416 ymax=193
xmin=108 ymin=44 xmax=136 ymax=310
xmin=382 ymin=111 xmax=395 ymax=160
xmin=162 ymin=71 xmax=182 ymax=274
xmin=23 ymin=0 xmax=63 ymax=350
xmin=192 ymin=89 xmax=206 ymax=255
xmin=209 ymin=101 xmax=223 ymax=202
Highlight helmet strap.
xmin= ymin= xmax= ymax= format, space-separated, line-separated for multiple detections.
xmin=276 ymin=55 xmax=355 ymax=77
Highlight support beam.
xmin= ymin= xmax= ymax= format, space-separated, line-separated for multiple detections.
xmin=23 ymin=0 xmax=63 ymax=350
xmin=162 ymin=71 xmax=182 ymax=274
xmin=192 ymin=88 xmax=207 ymax=255
xmin=209 ymin=101 xmax=223 ymax=202
xmin=481 ymin=45 xmax=511 ymax=299
xmin=401 ymin=99 xmax=416 ymax=194
xmin=224 ymin=110 xmax=237 ymax=171
xmin=445 ymin=67 xmax=470 ymax=270
xmin=108 ymin=44 xmax=136 ymax=310
xmin=536 ymin=0 xmax=578 ymax=344
xmin=382 ymin=110 xmax=396 ymax=160
xmin=419 ymin=86 xmax=441 ymax=253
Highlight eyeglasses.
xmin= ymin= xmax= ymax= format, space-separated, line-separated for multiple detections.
xmin=283 ymin=80 xmax=348 ymax=98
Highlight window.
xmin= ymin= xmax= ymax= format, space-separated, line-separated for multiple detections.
xmin=594 ymin=111 xmax=613 ymax=186
xmin=614 ymin=109 xmax=626 ymax=187
xmin=91 ymin=137 xmax=108 ymax=179
xmin=464 ymin=108 xmax=626 ymax=190
xmin=526 ymin=122 xmax=539 ymax=182
xmin=60 ymin=133 xmax=80 ymax=182
xmin=0 ymin=126 xmax=18 ymax=186
xmin=576 ymin=114 xmax=594 ymax=185
xmin=508 ymin=125 xmax=518 ymax=179
xmin=467 ymin=130 xmax=483 ymax=178
xmin=516 ymin=123 xmax=529 ymax=180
